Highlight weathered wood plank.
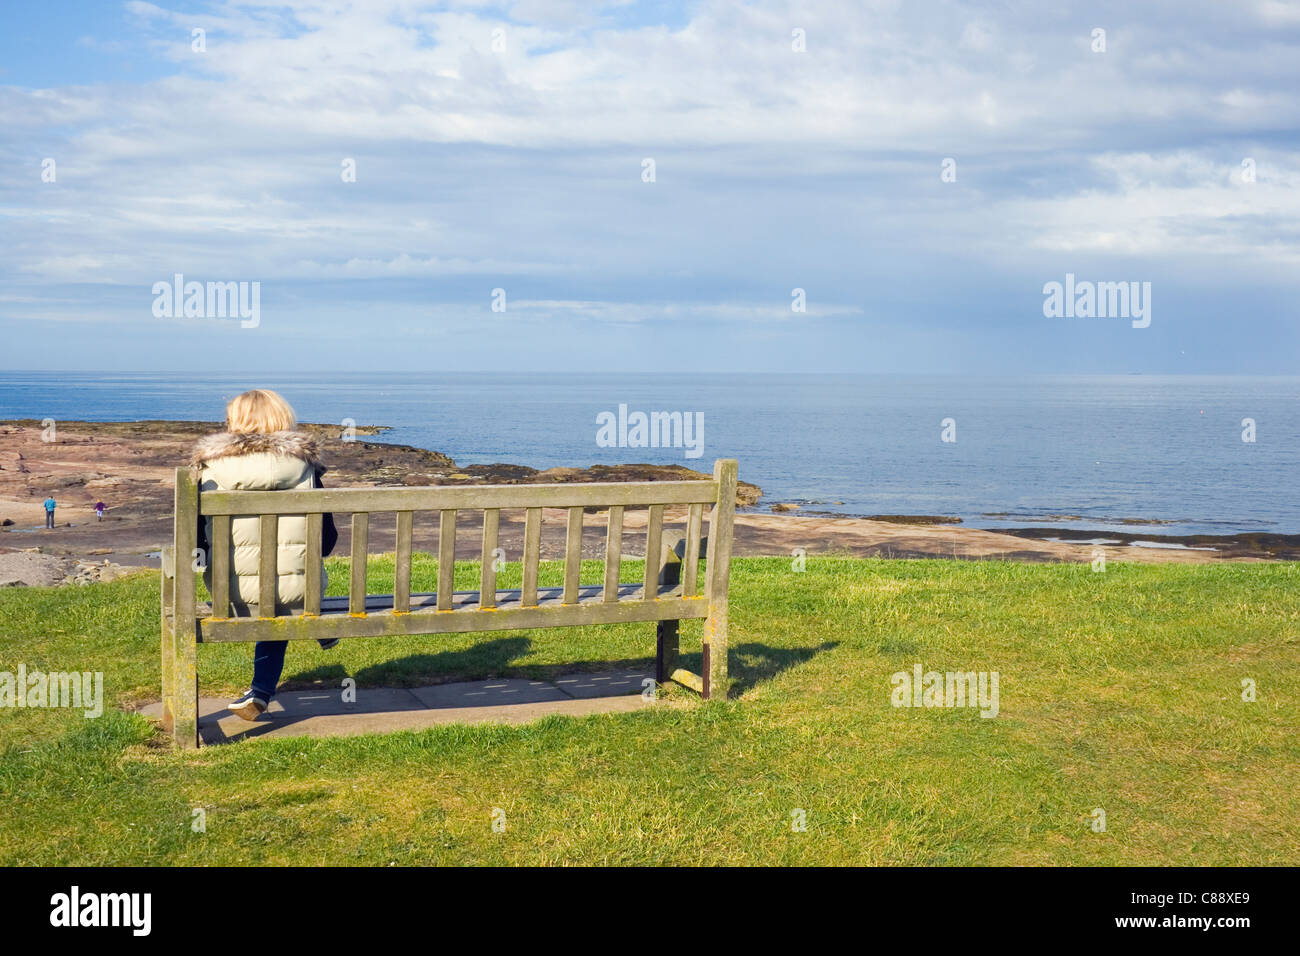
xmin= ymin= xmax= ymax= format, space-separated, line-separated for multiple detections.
xmin=159 ymin=546 xmax=175 ymax=734
xmin=199 ymin=581 xmax=694 ymax=618
xmin=603 ymin=505 xmax=623 ymax=603
xmin=668 ymin=667 xmax=704 ymax=694
xmin=643 ymin=504 xmax=663 ymax=600
xmin=563 ymin=506 xmax=583 ymax=604
xmin=703 ymin=459 xmax=738 ymax=698
xmin=480 ymin=508 xmax=499 ymax=609
xmin=350 ymin=512 xmax=369 ymax=615
xmin=210 ymin=514 xmax=231 ymax=618
xmin=304 ymin=512 xmax=322 ymax=616
xmin=656 ymin=531 xmax=685 ymax=681
xmin=437 ymin=509 xmax=456 ymax=610
xmin=258 ymin=514 xmax=278 ymax=615
xmin=170 ymin=467 xmax=199 ymax=748
xmin=201 ymin=595 xmax=708 ymax=642
xmin=522 ymin=507 xmax=541 ymax=607
xmin=394 ymin=511 xmax=412 ymax=613
xmin=200 ymin=479 xmax=718 ymax=516
xmin=684 ymin=502 xmax=703 ymax=596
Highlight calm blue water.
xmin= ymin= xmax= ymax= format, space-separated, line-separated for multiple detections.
xmin=2 ymin=372 xmax=1297 ymax=535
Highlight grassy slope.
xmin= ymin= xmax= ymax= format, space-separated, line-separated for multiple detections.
xmin=1 ymin=556 xmax=1297 ymax=865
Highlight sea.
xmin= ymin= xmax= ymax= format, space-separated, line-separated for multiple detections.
xmin=1 ymin=372 xmax=1297 ymax=536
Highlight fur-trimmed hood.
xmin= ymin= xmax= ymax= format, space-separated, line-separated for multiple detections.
xmin=191 ymin=430 xmax=322 ymax=469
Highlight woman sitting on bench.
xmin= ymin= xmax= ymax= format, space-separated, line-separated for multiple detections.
xmin=191 ymin=389 xmax=338 ymax=721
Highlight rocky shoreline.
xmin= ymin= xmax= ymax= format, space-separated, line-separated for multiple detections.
xmin=0 ymin=551 xmax=138 ymax=588
xmin=0 ymin=419 xmax=767 ymax=585
xmin=0 ymin=418 xmax=1290 ymax=587
xmin=986 ymin=525 xmax=1300 ymax=561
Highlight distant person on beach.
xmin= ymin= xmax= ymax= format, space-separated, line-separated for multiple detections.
xmin=191 ymin=389 xmax=339 ymax=721
xmin=43 ymin=496 xmax=56 ymax=529
xmin=94 ymin=501 xmax=105 ymax=521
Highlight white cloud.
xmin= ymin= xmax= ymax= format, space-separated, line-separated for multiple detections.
xmin=2 ymin=0 xmax=1299 ymax=344
xmin=510 ymin=298 xmax=865 ymax=323
xmin=1008 ymin=151 xmax=1300 ymax=261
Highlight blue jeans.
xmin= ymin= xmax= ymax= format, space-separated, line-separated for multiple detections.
xmin=249 ymin=640 xmax=331 ymax=700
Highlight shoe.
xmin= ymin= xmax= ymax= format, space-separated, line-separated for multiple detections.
xmin=319 ymin=638 xmax=340 ymax=650
xmin=228 ymin=691 xmax=268 ymax=721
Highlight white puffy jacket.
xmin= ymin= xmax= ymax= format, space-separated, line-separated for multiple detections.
xmin=191 ymin=430 xmax=328 ymax=615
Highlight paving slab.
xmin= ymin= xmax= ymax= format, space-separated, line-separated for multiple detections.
xmin=553 ymin=670 xmax=653 ymax=699
xmin=135 ymin=670 xmax=658 ymax=745
xmin=408 ymin=678 xmax=567 ymax=709
xmin=272 ymin=687 xmax=427 ymax=716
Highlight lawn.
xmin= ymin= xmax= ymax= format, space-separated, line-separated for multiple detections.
xmin=1 ymin=555 xmax=1297 ymax=865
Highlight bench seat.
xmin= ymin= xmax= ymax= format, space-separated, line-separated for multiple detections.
xmin=198 ymin=581 xmax=691 ymax=619
xmin=194 ymin=581 xmax=710 ymax=643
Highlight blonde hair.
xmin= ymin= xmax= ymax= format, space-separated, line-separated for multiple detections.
xmin=225 ymin=389 xmax=296 ymax=435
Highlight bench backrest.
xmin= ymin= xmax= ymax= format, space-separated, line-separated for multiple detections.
xmin=169 ymin=458 xmax=738 ymax=640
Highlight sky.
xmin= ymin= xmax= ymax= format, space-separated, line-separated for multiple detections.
xmin=1 ymin=0 xmax=1299 ymax=373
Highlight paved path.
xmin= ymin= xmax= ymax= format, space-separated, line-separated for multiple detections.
xmin=137 ymin=670 xmax=655 ymax=745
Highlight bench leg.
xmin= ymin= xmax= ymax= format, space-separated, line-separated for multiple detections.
xmin=160 ymin=623 xmax=175 ymax=733
xmin=655 ymin=533 xmax=685 ymax=689
xmin=169 ymin=471 xmax=200 ymax=748
xmin=170 ymin=622 xmax=199 ymax=749
xmin=656 ymin=619 xmax=679 ymax=683
xmin=160 ymin=573 xmax=175 ymax=733
xmin=702 ymin=458 xmax=735 ymax=700
xmin=703 ymin=610 xmax=728 ymax=700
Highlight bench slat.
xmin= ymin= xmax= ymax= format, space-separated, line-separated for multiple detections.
xmin=200 ymin=581 xmax=675 ymax=617
xmin=522 ymin=507 xmax=541 ymax=607
xmin=350 ymin=513 xmax=368 ymax=615
xmin=199 ymin=480 xmax=719 ymax=515
xmin=199 ymin=587 xmax=708 ymax=642
xmin=258 ymin=514 xmax=278 ymax=616
xmin=211 ymin=514 xmax=231 ymax=618
xmin=437 ymin=509 xmax=456 ymax=610
xmin=394 ymin=511 xmax=412 ymax=613
xmin=603 ymin=505 xmax=623 ymax=603
xmin=480 ymin=509 xmax=499 ymax=609
xmin=563 ymin=506 xmax=583 ymax=604
xmin=643 ymin=504 xmax=663 ymax=601
xmin=305 ymin=512 xmax=322 ymax=616
xmin=684 ymin=502 xmax=703 ymax=596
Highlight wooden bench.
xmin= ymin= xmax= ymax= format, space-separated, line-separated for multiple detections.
xmin=159 ymin=458 xmax=739 ymax=747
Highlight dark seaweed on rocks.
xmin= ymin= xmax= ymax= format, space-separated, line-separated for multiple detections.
xmin=993 ymin=526 xmax=1300 ymax=560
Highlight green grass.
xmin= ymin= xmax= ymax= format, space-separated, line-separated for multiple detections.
xmin=1 ymin=556 xmax=1298 ymax=865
